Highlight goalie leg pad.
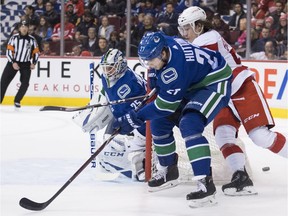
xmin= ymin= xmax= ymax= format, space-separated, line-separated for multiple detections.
xmin=125 ymin=129 xmax=146 ymax=152
xmin=128 ymin=151 xmax=145 ymax=181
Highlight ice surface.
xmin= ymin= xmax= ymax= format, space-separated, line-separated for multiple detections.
xmin=1 ymin=106 xmax=287 ymax=216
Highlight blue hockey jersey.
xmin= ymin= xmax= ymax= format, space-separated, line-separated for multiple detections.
xmin=137 ymin=35 xmax=232 ymax=121
xmin=101 ymin=67 xmax=147 ymax=118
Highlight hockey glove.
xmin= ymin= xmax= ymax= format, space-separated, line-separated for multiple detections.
xmin=113 ymin=110 xmax=144 ymax=135
xmin=148 ymin=69 xmax=158 ymax=90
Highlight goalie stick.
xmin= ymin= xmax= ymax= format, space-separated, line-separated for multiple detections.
xmin=89 ymin=62 xmax=97 ymax=169
xmin=19 ymin=88 xmax=156 ymax=211
xmin=39 ymin=94 xmax=151 ymax=112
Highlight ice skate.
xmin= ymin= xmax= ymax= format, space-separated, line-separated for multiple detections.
xmin=14 ymin=102 xmax=21 ymax=111
xmin=187 ymin=176 xmax=217 ymax=208
xmin=148 ymin=161 xmax=179 ymax=192
xmin=222 ymin=169 xmax=257 ymax=196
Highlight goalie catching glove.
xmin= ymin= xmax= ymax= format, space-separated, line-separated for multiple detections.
xmin=72 ymin=91 xmax=114 ymax=132
xmin=113 ymin=110 xmax=144 ymax=135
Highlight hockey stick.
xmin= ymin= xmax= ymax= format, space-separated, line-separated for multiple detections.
xmin=39 ymin=94 xmax=150 ymax=112
xmin=89 ymin=62 xmax=97 ymax=169
xmin=19 ymin=88 xmax=156 ymax=211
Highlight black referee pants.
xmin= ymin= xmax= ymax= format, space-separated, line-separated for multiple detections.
xmin=0 ymin=62 xmax=31 ymax=104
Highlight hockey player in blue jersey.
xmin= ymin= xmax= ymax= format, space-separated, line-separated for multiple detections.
xmin=73 ymin=48 xmax=147 ymax=181
xmin=113 ymin=32 xmax=232 ymax=207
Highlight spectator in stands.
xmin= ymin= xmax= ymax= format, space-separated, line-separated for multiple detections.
xmin=51 ymin=14 xmax=75 ymax=42
xmin=251 ymin=1 xmax=259 ymax=18
xmin=75 ymin=12 xmax=98 ymax=43
xmin=98 ymin=15 xmax=114 ymax=41
xmin=228 ymin=2 xmax=246 ymax=30
xmin=250 ymin=28 xmax=260 ymax=49
xmin=86 ymin=0 xmax=106 ymax=18
xmin=156 ymin=2 xmax=179 ymax=36
xmin=275 ymin=13 xmax=287 ymax=44
xmin=174 ymin=0 xmax=189 ymax=14
xmin=275 ymin=13 xmax=287 ymax=56
xmin=252 ymin=27 xmax=274 ymax=52
xmin=235 ymin=18 xmax=247 ymax=47
xmin=136 ymin=12 xmax=145 ymax=29
xmin=29 ymin=24 xmax=43 ymax=52
xmin=136 ymin=0 xmax=146 ymax=14
xmin=117 ymin=29 xmax=127 ymax=54
xmin=66 ymin=3 xmax=79 ymax=25
xmin=263 ymin=16 xmax=277 ymax=37
xmin=254 ymin=18 xmax=264 ymax=35
xmin=279 ymin=49 xmax=288 ymax=60
xmin=65 ymin=0 xmax=84 ymax=17
xmin=212 ymin=13 xmax=230 ymax=43
xmin=43 ymin=1 xmax=60 ymax=28
xmin=108 ymin=31 xmax=120 ymax=49
xmin=104 ymin=0 xmax=126 ymax=17
xmin=82 ymin=27 xmax=99 ymax=55
xmin=40 ymin=41 xmax=56 ymax=56
xmin=117 ymin=28 xmax=138 ymax=57
xmin=33 ymin=0 xmax=46 ymax=16
xmin=250 ymin=40 xmax=278 ymax=60
xmin=35 ymin=16 xmax=53 ymax=41
xmin=50 ymin=0 xmax=61 ymax=13
xmin=143 ymin=0 xmax=157 ymax=17
xmin=131 ymin=0 xmax=140 ymax=16
xmin=67 ymin=44 xmax=92 ymax=56
xmin=18 ymin=15 xmax=31 ymax=27
xmin=255 ymin=0 xmax=276 ymax=19
xmin=93 ymin=37 xmax=109 ymax=56
xmin=216 ymin=0 xmax=230 ymax=15
xmin=269 ymin=0 xmax=285 ymax=30
xmin=131 ymin=13 xmax=157 ymax=46
xmin=24 ymin=5 xmax=40 ymax=26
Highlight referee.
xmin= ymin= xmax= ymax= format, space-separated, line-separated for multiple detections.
xmin=0 ymin=20 xmax=40 ymax=109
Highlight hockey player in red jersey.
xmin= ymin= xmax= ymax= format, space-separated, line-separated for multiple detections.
xmin=178 ymin=6 xmax=287 ymax=196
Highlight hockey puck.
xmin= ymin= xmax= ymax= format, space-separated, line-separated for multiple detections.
xmin=262 ymin=167 xmax=270 ymax=172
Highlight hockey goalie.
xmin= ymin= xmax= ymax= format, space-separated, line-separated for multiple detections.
xmin=72 ymin=49 xmax=147 ymax=181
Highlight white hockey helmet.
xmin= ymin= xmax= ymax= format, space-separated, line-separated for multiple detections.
xmin=178 ymin=6 xmax=206 ymax=35
xmin=100 ymin=48 xmax=127 ymax=81
xmin=178 ymin=6 xmax=207 ymax=27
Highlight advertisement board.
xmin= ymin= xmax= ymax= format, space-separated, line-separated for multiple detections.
xmin=0 ymin=57 xmax=287 ymax=118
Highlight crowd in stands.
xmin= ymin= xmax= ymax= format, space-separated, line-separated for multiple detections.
xmin=1 ymin=0 xmax=287 ymax=60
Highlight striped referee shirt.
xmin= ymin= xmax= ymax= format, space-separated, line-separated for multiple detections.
xmin=6 ymin=33 xmax=40 ymax=64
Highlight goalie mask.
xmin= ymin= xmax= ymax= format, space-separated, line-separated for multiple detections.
xmin=100 ymin=49 xmax=127 ymax=82
xmin=178 ymin=6 xmax=206 ymax=37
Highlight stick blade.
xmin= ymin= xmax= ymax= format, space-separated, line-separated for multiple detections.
xmin=19 ymin=197 xmax=48 ymax=211
xmin=39 ymin=106 xmax=67 ymax=112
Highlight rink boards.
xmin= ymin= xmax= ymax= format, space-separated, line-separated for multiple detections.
xmin=0 ymin=57 xmax=287 ymax=118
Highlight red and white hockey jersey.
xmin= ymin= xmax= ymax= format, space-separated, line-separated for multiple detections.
xmin=193 ymin=29 xmax=254 ymax=95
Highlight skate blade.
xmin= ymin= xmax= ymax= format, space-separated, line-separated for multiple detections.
xmin=188 ymin=194 xmax=217 ymax=208
xmin=223 ymin=186 xmax=258 ymax=196
xmin=148 ymin=179 xmax=179 ymax=192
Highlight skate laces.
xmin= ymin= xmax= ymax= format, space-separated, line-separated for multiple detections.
xmin=231 ymin=170 xmax=247 ymax=183
xmin=192 ymin=178 xmax=207 ymax=193
xmin=153 ymin=164 xmax=168 ymax=181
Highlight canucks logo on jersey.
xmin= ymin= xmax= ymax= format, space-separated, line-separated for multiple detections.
xmin=117 ymin=84 xmax=131 ymax=99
